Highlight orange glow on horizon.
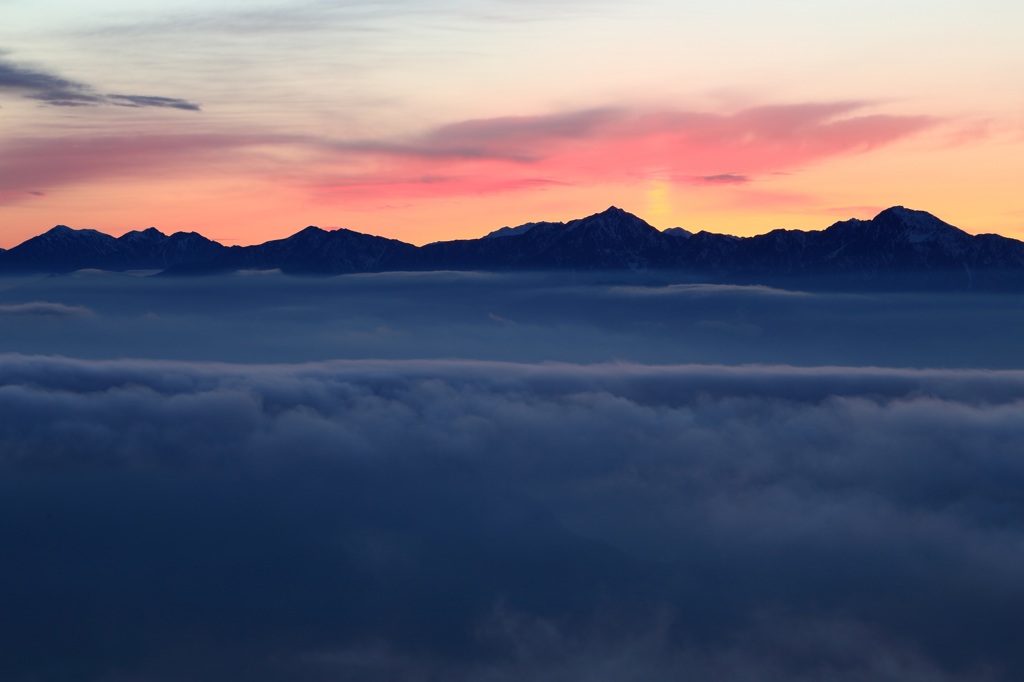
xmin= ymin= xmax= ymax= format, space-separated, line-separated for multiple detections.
xmin=2 ymin=106 xmax=1023 ymax=248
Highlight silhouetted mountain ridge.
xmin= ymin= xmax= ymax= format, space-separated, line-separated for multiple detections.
xmin=0 ymin=224 xmax=225 ymax=272
xmin=3 ymin=206 xmax=1023 ymax=289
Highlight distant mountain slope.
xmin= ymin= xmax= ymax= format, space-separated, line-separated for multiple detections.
xmin=742 ymin=207 xmax=1023 ymax=274
xmin=0 ymin=225 xmax=225 ymax=273
xmin=410 ymin=207 xmax=686 ymax=271
xmin=213 ymin=226 xmax=419 ymax=275
xmin=4 ymin=207 xmax=1024 ymax=290
xmin=709 ymin=207 xmax=1024 ymax=288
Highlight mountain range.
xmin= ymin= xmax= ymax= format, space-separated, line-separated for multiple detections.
xmin=3 ymin=206 xmax=1024 ymax=290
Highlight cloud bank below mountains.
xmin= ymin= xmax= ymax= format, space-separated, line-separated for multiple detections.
xmin=3 ymin=354 xmax=1024 ymax=680
xmin=4 ymin=272 xmax=1024 ymax=369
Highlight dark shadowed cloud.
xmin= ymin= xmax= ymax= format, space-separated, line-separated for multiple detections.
xmin=0 ymin=52 xmax=200 ymax=110
xmin=1 ymin=354 xmax=1023 ymax=680
xmin=0 ymin=53 xmax=103 ymax=106
xmin=2 ymin=276 xmax=1024 ymax=679
xmin=105 ymin=94 xmax=202 ymax=111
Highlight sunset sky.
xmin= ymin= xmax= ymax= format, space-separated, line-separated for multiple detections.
xmin=2 ymin=0 xmax=1023 ymax=247
xmin=8 ymin=5 xmax=1024 ymax=679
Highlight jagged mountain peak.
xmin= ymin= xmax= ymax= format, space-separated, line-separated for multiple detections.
xmin=283 ymin=226 xmax=335 ymax=244
xmin=484 ymin=222 xmax=546 ymax=239
xmin=870 ymin=206 xmax=965 ymax=240
xmin=168 ymin=230 xmax=215 ymax=240
xmin=483 ymin=207 xmax=647 ymax=240
xmin=120 ymin=227 xmax=168 ymax=243
xmin=5 ymin=206 xmax=1024 ymax=290
xmin=825 ymin=206 xmax=967 ymax=244
xmin=565 ymin=206 xmax=656 ymax=234
xmin=584 ymin=206 xmax=642 ymax=221
xmin=876 ymin=205 xmax=920 ymax=218
xmin=37 ymin=225 xmax=104 ymax=239
xmin=260 ymin=225 xmax=331 ymax=248
xmin=34 ymin=225 xmax=112 ymax=242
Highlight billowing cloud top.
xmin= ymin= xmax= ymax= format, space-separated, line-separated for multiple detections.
xmin=3 ymin=353 xmax=1024 ymax=680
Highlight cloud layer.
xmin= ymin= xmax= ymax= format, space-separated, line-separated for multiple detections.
xmin=3 ymin=354 xmax=1024 ymax=680
xmin=316 ymin=103 xmax=934 ymax=199
xmin=0 ymin=98 xmax=930 ymax=206
xmin=0 ymin=132 xmax=290 ymax=196
xmin=3 ymin=271 xmax=1024 ymax=369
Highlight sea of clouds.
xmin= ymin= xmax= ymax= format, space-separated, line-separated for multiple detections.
xmin=3 ymin=353 xmax=1024 ymax=680
xmin=3 ymin=272 xmax=1024 ymax=680
xmin=2 ymin=270 xmax=1023 ymax=366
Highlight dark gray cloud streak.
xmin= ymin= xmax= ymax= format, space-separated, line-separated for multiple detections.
xmin=694 ymin=172 xmax=750 ymax=184
xmin=2 ymin=354 xmax=1024 ymax=680
xmin=0 ymin=53 xmax=200 ymax=110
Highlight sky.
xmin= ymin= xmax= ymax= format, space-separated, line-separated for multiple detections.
xmin=6 ymin=5 xmax=1024 ymax=677
xmin=2 ymin=0 xmax=1024 ymax=247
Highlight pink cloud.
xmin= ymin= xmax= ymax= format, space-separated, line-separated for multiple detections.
xmin=0 ymin=133 xmax=295 ymax=196
xmin=313 ymin=102 xmax=936 ymax=201
xmin=339 ymin=109 xmax=621 ymax=162
xmin=1 ymin=102 xmax=936 ymax=209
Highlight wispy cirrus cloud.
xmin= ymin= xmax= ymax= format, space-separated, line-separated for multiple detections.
xmin=83 ymin=0 xmax=607 ymax=38
xmin=341 ymin=108 xmax=622 ymax=161
xmin=0 ymin=53 xmax=200 ymax=110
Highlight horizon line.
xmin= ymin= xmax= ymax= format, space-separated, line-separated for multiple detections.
xmin=1 ymin=204 xmax=989 ymax=251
